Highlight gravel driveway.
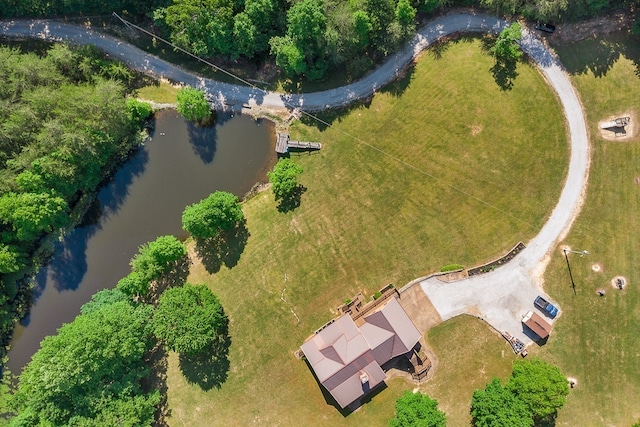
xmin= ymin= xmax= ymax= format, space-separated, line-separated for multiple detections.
xmin=0 ymin=13 xmax=590 ymax=346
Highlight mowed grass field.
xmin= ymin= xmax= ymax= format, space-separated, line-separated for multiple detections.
xmin=166 ymin=38 xmax=568 ymax=426
xmin=530 ymin=32 xmax=640 ymax=426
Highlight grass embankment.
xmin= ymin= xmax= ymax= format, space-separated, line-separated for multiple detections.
xmin=166 ymin=38 xmax=568 ymax=426
xmin=529 ymin=32 xmax=640 ymax=426
xmin=136 ymin=80 xmax=179 ymax=104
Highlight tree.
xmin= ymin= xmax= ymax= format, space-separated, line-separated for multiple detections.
xmin=490 ymin=23 xmax=523 ymax=62
xmin=176 ymin=87 xmax=211 ymax=122
xmin=80 ymin=288 xmax=129 ymax=315
xmin=0 ymin=192 xmax=68 ymax=242
xmin=129 ymin=235 xmax=187 ymax=285
xmin=182 ymin=191 xmax=244 ymax=239
xmin=270 ymin=0 xmax=328 ymax=79
xmin=471 ymin=378 xmax=533 ymax=427
xmin=389 ymin=391 xmax=446 ymax=427
xmin=0 ymin=245 xmax=26 ymax=274
xmin=153 ymin=283 xmax=228 ymax=356
xmin=505 ymin=358 xmax=570 ymax=421
xmin=352 ymin=10 xmax=373 ymax=49
xmin=395 ymin=0 xmax=417 ymax=29
xmin=11 ymin=301 xmax=158 ymax=426
xmin=267 ymin=158 xmax=303 ymax=201
xmin=116 ymin=271 xmax=150 ymax=300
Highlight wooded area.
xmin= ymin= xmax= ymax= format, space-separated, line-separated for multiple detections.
xmin=0 ymin=44 xmax=151 ymax=359
xmin=2 ymin=0 xmax=637 ymax=81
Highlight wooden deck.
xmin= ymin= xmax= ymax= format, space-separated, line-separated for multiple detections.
xmin=276 ymin=133 xmax=321 ymax=154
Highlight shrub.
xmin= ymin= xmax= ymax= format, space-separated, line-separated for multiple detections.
xmin=440 ymin=264 xmax=464 ymax=272
xmin=373 ymin=291 xmax=382 ymax=300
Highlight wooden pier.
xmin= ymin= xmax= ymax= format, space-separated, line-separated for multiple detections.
xmin=276 ymin=133 xmax=321 ymax=154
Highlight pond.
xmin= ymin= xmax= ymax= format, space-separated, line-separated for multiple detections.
xmin=6 ymin=109 xmax=275 ymax=373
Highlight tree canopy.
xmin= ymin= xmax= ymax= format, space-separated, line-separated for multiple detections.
xmin=268 ymin=158 xmax=303 ymax=201
xmin=153 ymin=283 xmax=228 ymax=356
xmin=471 ymin=377 xmax=533 ymax=427
xmin=490 ymin=23 xmax=523 ymax=62
xmin=389 ymin=391 xmax=446 ymax=427
xmin=505 ymin=358 xmax=570 ymax=421
xmin=182 ymin=191 xmax=244 ymax=239
xmin=11 ymin=301 xmax=158 ymax=427
xmin=176 ymin=87 xmax=212 ymax=122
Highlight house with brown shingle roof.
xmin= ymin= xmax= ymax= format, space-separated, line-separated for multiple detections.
xmin=300 ymin=297 xmax=421 ymax=408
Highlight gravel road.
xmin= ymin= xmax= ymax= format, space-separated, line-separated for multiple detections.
xmin=0 ymin=13 xmax=589 ymax=346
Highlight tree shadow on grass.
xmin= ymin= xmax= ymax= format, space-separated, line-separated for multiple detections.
xmin=491 ymin=57 xmax=519 ymax=91
xmin=146 ymin=255 xmax=191 ymax=305
xmin=142 ymin=343 xmax=170 ymax=427
xmin=276 ymin=185 xmax=307 ymax=213
xmin=194 ymin=221 xmax=250 ymax=274
xmin=178 ymin=333 xmax=231 ymax=391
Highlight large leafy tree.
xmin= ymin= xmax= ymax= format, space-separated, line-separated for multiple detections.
xmin=490 ymin=23 xmax=523 ymax=62
xmin=471 ymin=377 xmax=533 ymax=427
xmin=182 ymin=191 xmax=244 ymax=239
xmin=153 ymin=283 xmax=228 ymax=356
xmin=0 ymin=192 xmax=68 ymax=242
xmin=176 ymin=87 xmax=212 ymax=123
xmin=505 ymin=358 xmax=570 ymax=421
xmin=10 ymin=301 xmax=158 ymax=426
xmin=267 ymin=158 xmax=303 ymax=201
xmin=270 ymin=0 xmax=328 ymax=79
xmin=389 ymin=391 xmax=446 ymax=427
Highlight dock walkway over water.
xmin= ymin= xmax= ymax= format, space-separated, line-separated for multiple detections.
xmin=276 ymin=133 xmax=321 ymax=154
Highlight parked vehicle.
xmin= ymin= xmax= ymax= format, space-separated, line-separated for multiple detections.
xmin=535 ymin=22 xmax=556 ymax=33
xmin=534 ymin=296 xmax=559 ymax=318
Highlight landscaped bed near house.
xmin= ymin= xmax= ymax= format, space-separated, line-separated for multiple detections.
xmin=166 ymin=37 xmax=568 ymax=426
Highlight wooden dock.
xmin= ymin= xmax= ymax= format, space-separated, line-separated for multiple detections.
xmin=276 ymin=133 xmax=321 ymax=154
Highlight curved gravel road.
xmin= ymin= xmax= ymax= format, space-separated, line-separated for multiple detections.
xmin=0 ymin=13 xmax=589 ymax=345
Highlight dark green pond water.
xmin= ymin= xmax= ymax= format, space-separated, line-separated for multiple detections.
xmin=7 ymin=110 xmax=275 ymax=373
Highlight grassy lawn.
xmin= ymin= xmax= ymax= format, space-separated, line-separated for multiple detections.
xmin=135 ymin=80 xmax=180 ymax=104
xmin=166 ymin=38 xmax=568 ymax=426
xmin=422 ymin=316 xmax=516 ymax=426
xmin=531 ymin=31 xmax=640 ymax=426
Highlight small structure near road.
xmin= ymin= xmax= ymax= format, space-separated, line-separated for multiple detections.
xmin=522 ymin=310 xmax=553 ymax=340
xmin=600 ymin=116 xmax=631 ymax=137
xmin=276 ymin=133 xmax=321 ymax=155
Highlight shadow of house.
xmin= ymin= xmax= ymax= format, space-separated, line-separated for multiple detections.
xmin=300 ymin=297 xmax=421 ymax=410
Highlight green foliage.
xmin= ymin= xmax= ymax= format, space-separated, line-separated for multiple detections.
xmin=130 ymin=235 xmax=187 ymax=284
xmin=80 ymin=288 xmax=129 ymax=315
xmin=490 ymin=23 xmax=523 ymax=62
xmin=153 ymin=283 xmax=228 ymax=356
xmin=0 ymin=0 xmax=167 ymax=18
xmin=117 ymin=271 xmax=150 ymax=299
xmin=0 ymin=245 xmax=27 ymax=274
xmin=126 ymin=98 xmax=153 ymax=128
xmin=0 ymin=192 xmax=68 ymax=242
xmin=176 ymin=87 xmax=211 ymax=122
xmin=11 ymin=301 xmax=157 ymax=426
xmin=471 ymin=377 xmax=533 ymax=427
xmin=395 ymin=0 xmax=417 ymax=28
xmin=440 ymin=264 xmax=464 ymax=272
xmin=182 ymin=191 xmax=244 ymax=239
xmin=389 ymin=391 xmax=446 ymax=427
xmin=505 ymin=358 xmax=570 ymax=420
xmin=267 ymin=158 xmax=303 ymax=201
xmin=352 ymin=10 xmax=373 ymax=49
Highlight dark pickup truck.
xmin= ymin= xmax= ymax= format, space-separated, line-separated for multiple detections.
xmin=535 ymin=22 xmax=556 ymax=33
xmin=534 ymin=296 xmax=558 ymax=318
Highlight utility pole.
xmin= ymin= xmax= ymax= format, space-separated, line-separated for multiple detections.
xmin=563 ymin=248 xmax=589 ymax=295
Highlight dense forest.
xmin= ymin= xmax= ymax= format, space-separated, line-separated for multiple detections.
xmin=0 ymin=44 xmax=152 ymax=357
xmin=1 ymin=0 xmax=638 ymax=81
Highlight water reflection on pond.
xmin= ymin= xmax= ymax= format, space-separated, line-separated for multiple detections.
xmin=7 ymin=110 xmax=275 ymax=373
